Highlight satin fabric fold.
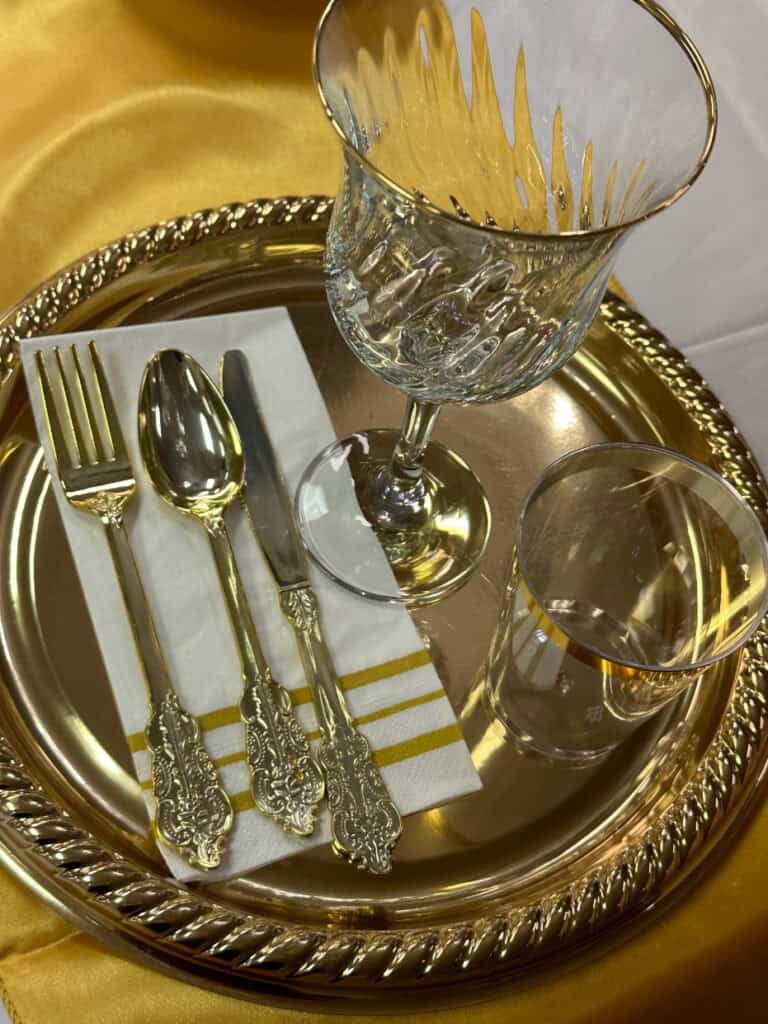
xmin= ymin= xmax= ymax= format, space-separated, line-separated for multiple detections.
xmin=0 ymin=0 xmax=339 ymax=311
xmin=0 ymin=1 xmax=766 ymax=1021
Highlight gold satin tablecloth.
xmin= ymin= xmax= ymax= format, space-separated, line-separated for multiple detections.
xmin=0 ymin=2 xmax=766 ymax=1021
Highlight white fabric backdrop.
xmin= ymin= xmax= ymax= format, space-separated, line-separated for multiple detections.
xmin=619 ymin=1 xmax=768 ymax=470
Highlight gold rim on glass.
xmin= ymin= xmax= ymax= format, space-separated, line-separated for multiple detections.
xmin=516 ymin=441 xmax=768 ymax=677
xmin=313 ymin=0 xmax=718 ymax=242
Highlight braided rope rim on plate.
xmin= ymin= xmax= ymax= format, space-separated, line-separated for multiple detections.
xmin=0 ymin=195 xmax=765 ymax=994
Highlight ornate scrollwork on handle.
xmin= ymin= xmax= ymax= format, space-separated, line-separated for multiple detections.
xmin=240 ymin=667 xmax=324 ymax=837
xmin=279 ymin=584 xmax=402 ymax=872
xmin=319 ymin=728 xmax=402 ymax=874
xmin=279 ymin=586 xmax=319 ymax=633
xmin=145 ymin=692 xmax=233 ymax=870
xmin=76 ymin=491 xmax=130 ymax=523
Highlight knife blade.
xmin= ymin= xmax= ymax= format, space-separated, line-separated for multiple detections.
xmin=221 ymin=349 xmax=308 ymax=589
xmin=221 ymin=348 xmax=402 ymax=874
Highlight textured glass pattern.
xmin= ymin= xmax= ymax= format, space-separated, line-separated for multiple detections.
xmin=319 ymin=0 xmax=715 ymax=404
xmin=327 ymin=158 xmax=619 ymax=403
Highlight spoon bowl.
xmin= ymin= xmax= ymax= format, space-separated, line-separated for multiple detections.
xmin=139 ymin=349 xmax=243 ymax=515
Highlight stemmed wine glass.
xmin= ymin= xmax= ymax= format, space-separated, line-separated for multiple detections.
xmin=296 ymin=0 xmax=717 ymax=606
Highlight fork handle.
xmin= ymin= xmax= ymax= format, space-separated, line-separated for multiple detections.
xmin=103 ymin=516 xmax=174 ymax=703
xmin=103 ymin=515 xmax=233 ymax=869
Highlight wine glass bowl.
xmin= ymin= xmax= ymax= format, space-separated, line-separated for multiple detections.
xmin=326 ymin=164 xmax=621 ymax=405
xmin=297 ymin=0 xmax=717 ymax=606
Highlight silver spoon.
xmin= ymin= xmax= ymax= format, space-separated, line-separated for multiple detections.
xmin=138 ymin=350 xmax=324 ymax=837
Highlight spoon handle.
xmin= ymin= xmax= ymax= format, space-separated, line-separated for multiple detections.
xmin=103 ymin=517 xmax=233 ymax=870
xmin=205 ymin=516 xmax=324 ymax=836
xmin=279 ymin=585 xmax=402 ymax=874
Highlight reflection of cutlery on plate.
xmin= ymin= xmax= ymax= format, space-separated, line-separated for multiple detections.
xmin=35 ymin=341 xmax=233 ymax=870
xmin=222 ymin=349 xmax=402 ymax=874
xmin=139 ymin=350 xmax=324 ymax=837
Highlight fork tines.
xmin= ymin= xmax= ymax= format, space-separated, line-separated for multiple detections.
xmin=35 ymin=341 xmax=127 ymax=471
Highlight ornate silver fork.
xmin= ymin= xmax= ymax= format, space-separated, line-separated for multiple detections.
xmin=35 ymin=341 xmax=233 ymax=870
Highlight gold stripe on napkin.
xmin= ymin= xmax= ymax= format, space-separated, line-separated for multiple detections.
xmin=126 ymin=648 xmax=432 ymax=753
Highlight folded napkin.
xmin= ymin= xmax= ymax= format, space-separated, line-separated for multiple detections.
xmin=20 ymin=308 xmax=482 ymax=881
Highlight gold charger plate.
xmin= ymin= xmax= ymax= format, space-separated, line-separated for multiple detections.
xmin=0 ymin=196 xmax=766 ymax=1011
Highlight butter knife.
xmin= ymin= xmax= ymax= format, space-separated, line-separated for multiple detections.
xmin=222 ymin=349 xmax=402 ymax=874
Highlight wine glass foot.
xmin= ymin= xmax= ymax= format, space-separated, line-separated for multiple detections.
xmin=296 ymin=429 xmax=491 ymax=606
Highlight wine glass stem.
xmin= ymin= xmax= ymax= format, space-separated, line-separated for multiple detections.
xmin=360 ymin=399 xmax=441 ymax=533
xmin=390 ymin=398 xmax=441 ymax=484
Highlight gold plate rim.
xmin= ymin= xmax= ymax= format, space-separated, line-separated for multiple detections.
xmin=0 ymin=195 xmax=766 ymax=1009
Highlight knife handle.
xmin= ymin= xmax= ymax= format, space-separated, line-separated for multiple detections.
xmin=279 ymin=585 xmax=403 ymax=874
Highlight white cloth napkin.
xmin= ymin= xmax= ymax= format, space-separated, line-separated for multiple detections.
xmin=20 ymin=309 xmax=482 ymax=882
